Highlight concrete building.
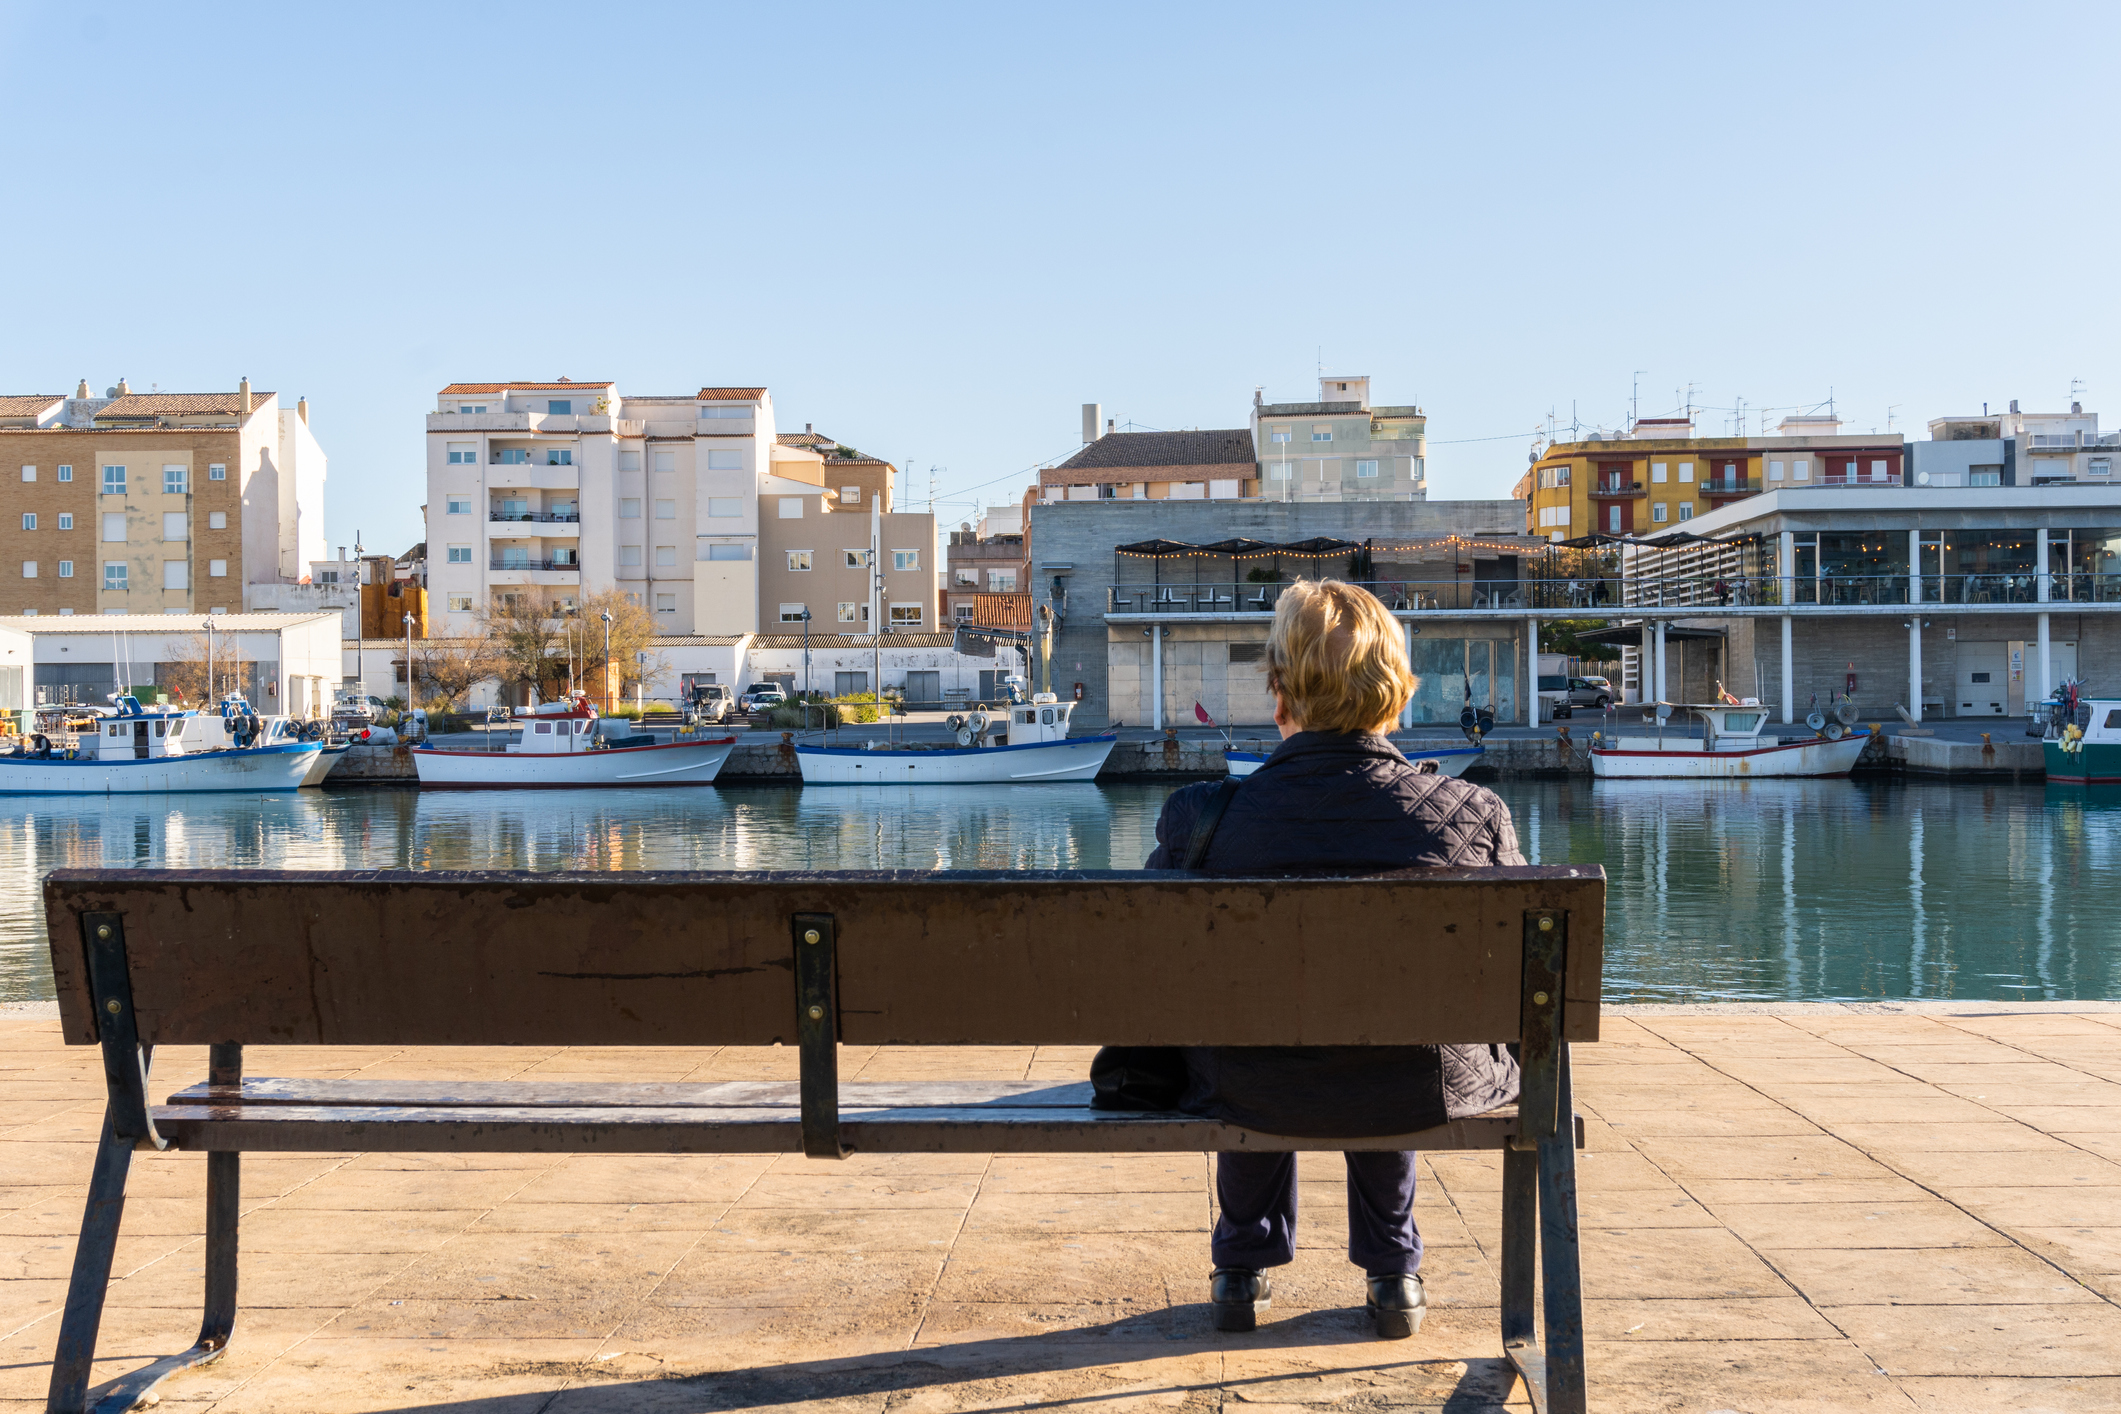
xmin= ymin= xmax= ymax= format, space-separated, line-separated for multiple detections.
xmin=0 ymin=610 xmax=342 ymax=717
xmin=944 ymin=503 xmax=1029 ymax=630
xmin=1912 ymin=400 xmax=2116 ymax=489
xmin=1032 ymin=497 xmax=1531 ymax=729
xmin=423 ymin=381 xmax=778 ymax=638
xmin=0 ymin=380 xmax=325 ymax=617
xmin=1039 ymin=426 xmax=1259 ymax=503
xmin=1250 ymin=377 xmax=1427 ymax=502
xmin=756 ymin=431 xmax=937 ymax=634
xmin=1521 ymin=415 xmax=1907 ymax=540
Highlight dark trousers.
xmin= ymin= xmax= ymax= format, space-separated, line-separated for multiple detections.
xmin=1210 ymin=1150 xmax=1421 ymax=1276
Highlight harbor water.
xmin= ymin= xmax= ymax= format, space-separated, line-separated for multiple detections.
xmin=4 ymin=780 xmax=2116 ymax=1006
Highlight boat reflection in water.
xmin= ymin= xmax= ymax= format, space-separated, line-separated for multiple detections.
xmin=6 ymin=780 xmax=2121 ymax=1007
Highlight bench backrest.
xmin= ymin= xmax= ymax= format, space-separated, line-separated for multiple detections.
xmin=45 ymin=866 xmax=1604 ymax=1050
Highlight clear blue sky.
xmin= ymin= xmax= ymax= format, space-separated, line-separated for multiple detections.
xmin=4 ymin=2 xmax=2115 ymax=553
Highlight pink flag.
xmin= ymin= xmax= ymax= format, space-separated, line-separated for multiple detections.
xmin=1194 ymin=702 xmax=1213 ymax=725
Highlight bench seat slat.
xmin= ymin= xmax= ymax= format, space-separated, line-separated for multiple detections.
xmin=163 ymin=1078 xmax=1099 ymax=1110
xmin=153 ymin=1103 xmax=1579 ymax=1155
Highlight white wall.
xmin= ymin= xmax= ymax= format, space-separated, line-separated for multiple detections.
xmin=279 ymin=407 xmax=328 ymax=572
xmin=238 ymin=394 xmax=286 ymax=585
xmin=742 ymin=640 xmax=1023 ymax=697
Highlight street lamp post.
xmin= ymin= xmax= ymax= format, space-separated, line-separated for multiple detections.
xmin=600 ymin=611 xmax=613 ymax=714
xmin=403 ymin=612 xmax=416 ymax=727
xmin=801 ymin=607 xmax=812 ymax=730
xmin=201 ymin=618 xmax=215 ymax=703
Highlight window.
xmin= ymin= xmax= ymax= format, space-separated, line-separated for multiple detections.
xmin=844 ymin=549 xmax=868 ymax=568
xmin=57 ymin=560 xmax=72 ymax=578
xmin=1792 ymin=459 xmax=1810 ymax=481
xmin=653 ymin=499 xmax=676 ymax=519
xmin=787 ymin=551 xmax=813 ymax=571
xmin=57 ymin=513 xmax=72 ymax=530
xmin=447 ymin=444 xmax=475 ymax=464
xmin=656 ymin=593 xmax=676 ymax=613
xmin=706 ymin=544 xmax=749 ymax=561
xmin=1970 ymin=470 xmax=2001 ymax=487
xmin=708 ymin=497 xmax=741 ymax=518
xmin=102 ymin=465 xmax=125 ymax=495
xmin=207 ymin=463 xmax=225 ymax=481
xmin=617 ymin=451 xmax=641 ymax=472
xmin=779 ymin=603 xmax=807 ymax=623
xmin=163 ymin=512 xmax=187 ymax=541
xmin=2091 ymin=458 xmax=2113 ymax=477
xmin=1651 ymin=462 xmax=1667 ymax=483
xmin=890 ymin=605 xmax=922 ymax=626
xmin=159 ymin=465 xmax=188 ymax=495
xmin=1269 ymin=427 xmax=1292 ymax=443
xmin=838 ymin=602 xmax=862 ymax=622
xmin=1678 ymin=504 xmax=1694 ymax=521
xmin=545 ymin=449 xmax=572 ymax=466
xmin=620 ymin=498 xmax=641 ymax=518
xmin=1355 ymin=460 xmax=1379 ymax=478
xmin=459 ymin=404 xmax=487 ymax=415
xmin=620 ymin=545 xmax=642 ymax=566
xmin=57 ymin=464 xmax=72 ymax=482
xmin=547 ymin=400 xmax=572 ymax=415
xmin=317 ymin=570 xmax=339 ymax=584
xmin=1268 ymin=461 xmax=1294 ymax=480
xmin=892 ymin=549 xmax=919 ymax=571
xmin=987 ymin=569 xmax=1019 ymax=591
xmin=19 ymin=466 xmax=32 ymax=482
xmin=496 ymin=448 xmax=530 ymax=464
xmin=1651 ymin=502 xmax=1668 ymax=523
xmin=841 ymin=485 xmax=861 ymax=505
xmin=955 ymin=604 xmax=974 ymax=621
xmin=20 ymin=561 xmax=34 ymax=578
xmin=778 ymin=498 xmax=804 ymax=518
xmin=652 ymin=451 xmax=676 ymax=474
xmin=707 ymin=450 xmax=743 ymax=471
xmin=206 ymin=512 xmax=225 ymax=530
xmin=447 ymin=594 xmax=473 ymax=612
xmin=1769 ymin=460 xmax=1784 ymax=481
xmin=1311 ymin=426 xmax=1332 ymax=442
xmin=101 ymin=514 xmax=125 ymax=542
xmin=446 ymin=545 xmax=472 ymax=564
xmin=1678 ymin=462 xmax=1694 ymax=483
xmin=20 ymin=513 xmax=34 ymax=531
xmin=102 ymin=562 xmax=127 ymax=590
xmin=655 ymin=545 xmax=676 ymax=567
xmin=208 ymin=559 xmax=227 ymax=577
xmin=446 ymin=496 xmax=471 ymax=515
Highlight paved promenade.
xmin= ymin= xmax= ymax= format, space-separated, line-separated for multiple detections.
xmin=3 ymin=1003 xmax=2118 ymax=1412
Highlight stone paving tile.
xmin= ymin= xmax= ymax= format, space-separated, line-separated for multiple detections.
xmin=1579 ymin=1337 xmax=1911 ymax=1410
xmin=1712 ymin=1199 xmax=2013 ymax=1250
xmin=1830 ymin=1302 xmax=2121 ymax=1377
xmin=1871 ymin=1147 xmax=2121 ymax=1190
xmin=1932 ymin=1186 xmax=2121 ymax=1230
xmin=1765 ymin=1245 xmax=2098 ymax=1306
xmin=1898 ymin=1376 xmax=2121 ymax=1411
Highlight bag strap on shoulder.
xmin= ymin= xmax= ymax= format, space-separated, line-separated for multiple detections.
xmin=1182 ymin=776 xmax=1243 ymax=869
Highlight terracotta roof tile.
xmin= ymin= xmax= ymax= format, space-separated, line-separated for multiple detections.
xmin=696 ymin=387 xmax=766 ymax=401
xmin=94 ymin=392 xmax=274 ymax=419
xmin=439 ymin=381 xmax=615 ymax=395
xmin=0 ymin=395 xmax=64 ymax=416
xmin=1051 ymin=428 xmax=1257 ymax=471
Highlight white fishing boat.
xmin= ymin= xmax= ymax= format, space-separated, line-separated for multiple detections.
xmin=795 ymin=694 xmax=1115 ymax=784
xmin=1589 ymin=703 xmax=1871 ymax=780
xmin=1225 ymin=742 xmax=1485 ymax=779
xmin=411 ymin=694 xmax=736 ymax=788
xmin=0 ymin=694 xmax=322 ymax=795
xmin=299 ymin=742 xmax=351 ymax=787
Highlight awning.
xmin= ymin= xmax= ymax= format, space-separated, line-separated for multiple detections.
xmin=1278 ymin=536 xmax=1361 ymax=555
xmin=1113 ymin=539 xmax=1197 ymax=557
xmin=1572 ymin=624 xmax=1730 ymax=647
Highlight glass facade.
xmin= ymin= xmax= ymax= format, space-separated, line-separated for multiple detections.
xmin=1407 ymin=635 xmax=1520 ymax=724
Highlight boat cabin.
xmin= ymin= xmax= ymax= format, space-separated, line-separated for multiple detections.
xmin=1000 ymin=694 xmax=1078 ymax=746
xmin=1609 ymin=704 xmax=1771 ymax=754
xmin=510 ymin=696 xmax=602 ymax=755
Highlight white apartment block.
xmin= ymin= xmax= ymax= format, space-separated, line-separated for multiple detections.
xmin=423 ymin=382 xmax=777 ymax=636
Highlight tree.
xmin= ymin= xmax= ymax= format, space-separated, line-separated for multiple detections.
xmin=414 ymin=636 xmax=503 ymax=713
xmin=575 ymin=589 xmax=665 ymax=706
xmin=478 ymin=592 xmax=567 ymax=702
xmin=1540 ymin=619 xmax=1622 ymax=663
xmin=157 ymin=632 xmax=243 ymax=706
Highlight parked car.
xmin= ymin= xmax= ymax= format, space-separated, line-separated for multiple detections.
xmin=1564 ymin=677 xmax=1613 ymax=709
xmin=692 ymin=684 xmax=734 ymax=723
xmin=739 ymin=684 xmax=788 ymax=714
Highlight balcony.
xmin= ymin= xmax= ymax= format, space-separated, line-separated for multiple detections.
xmin=2031 ymin=432 xmax=2121 ymax=450
xmin=1700 ymin=478 xmax=1760 ymax=500
xmin=1588 ymin=480 xmax=1646 ymax=498
xmin=1818 ymin=472 xmax=1903 ymax=488
xmin=490 ymin=556 xmax=580 ymax=572
xmin=489 ymin=511 xmax=581 ymax=524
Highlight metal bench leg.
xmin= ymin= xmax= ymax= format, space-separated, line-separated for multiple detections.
xmin=1499 ymin=1143 xmax=1539 ymax=1371
xmin=45 ymin=1110 xmax=133 ymax=1414
xmin=1537 ymin=1045 xmax=1586 ymax=1414
xmin=197 ymin=1044 xmax=243 ymax=1353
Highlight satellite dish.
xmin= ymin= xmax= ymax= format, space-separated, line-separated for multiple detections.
xmin=1916 ymin=471 xmax=1931 ymax=486
xmin=1823 ymin=721 xmax=1847 ymax=740
xmin=1806 ymin=711 xmax=1827 ymax=731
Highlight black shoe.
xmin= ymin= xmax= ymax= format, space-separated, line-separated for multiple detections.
xmin=1366 ymin=1272 xmax=1425 ymax=1339
xmin=1210 ymin=1267 xmax=1270 ymax=1332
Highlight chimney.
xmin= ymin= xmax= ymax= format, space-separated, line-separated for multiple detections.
xmin=2010 ymin=399 xmax=2019 ymax=414
xmin=1081 ymin=403 xmax=1101 ymax=444
xmin=116 ymin=377 xmax=131 ymax=396
xmin=297 ymin=396 xmax=309 ymax=425
xmin=1106 ymin=418 xmax=1115 ymax=437
xmin=2072 ymin=401 xmax=2083 ymax=415
xmin=74 ymin=379 xmax=89 ymax=399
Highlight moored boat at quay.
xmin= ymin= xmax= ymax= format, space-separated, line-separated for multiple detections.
xmin=1225 ymin=743 xmax=1485 ymax=778
xmin=795 ymin=694 xmax=1116 ymax=784
xmin=1590 ymin=703 xmax=1871 ymax=780
xmin=2044 ymin=698 xmax=2121 ymax=784
xmin=0 ymin=694 xmax=322 ymax=795
xmin=411 ymin=695 xmax=737 ymax=788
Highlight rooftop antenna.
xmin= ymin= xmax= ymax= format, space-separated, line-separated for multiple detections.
xmin=1886 ymin=404 xmax=1901 ymax=432
xmin=2070 ymin=377 xmax=2087 ymax=407
xmin=1685 ymin=382 xmax=1699 ymax=426
xmin=1631 ymin=371 xmax=1647 ymax=430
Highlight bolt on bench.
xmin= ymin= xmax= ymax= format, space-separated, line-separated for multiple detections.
xmin=43 ymin=864 xmax=1603 ymax=1414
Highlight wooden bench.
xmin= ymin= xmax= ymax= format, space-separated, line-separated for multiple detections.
xmin=42 ymin=864 xmax=1604 ymax=1414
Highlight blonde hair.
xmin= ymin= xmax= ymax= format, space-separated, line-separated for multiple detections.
xmin=1265 ymin=579 xmax=1415 ymax=734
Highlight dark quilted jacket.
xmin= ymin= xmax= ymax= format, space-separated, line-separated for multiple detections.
xmin=1144 ymin=730 xmax=1524 ymax=1139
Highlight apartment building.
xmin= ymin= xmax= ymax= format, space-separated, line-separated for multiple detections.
xmin=1913 ymin=400 xmax=2117 ymax=488
xmin=1520 ymin=415 xmax=1907 ymax=539
xmin=0 ymin=380 xmax=324 ymax=617
xmin=755 ymin=431 xmax=937 ymax=632
xmin=944 ymin=503 xmax=1030 ymax=628
xmin=423 ymin=381 xmax=776 ymax=636
xmin=1250 ymin=377 xmax=1427 ymax=502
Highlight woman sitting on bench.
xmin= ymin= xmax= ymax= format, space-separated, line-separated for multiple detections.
xmin=1143 ymin=578 xmax=1525 ymax=1340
